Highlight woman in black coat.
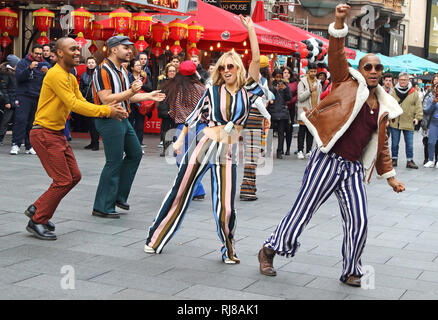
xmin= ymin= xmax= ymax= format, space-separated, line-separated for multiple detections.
xmin=268 ymin=69 xmax=292 ymax=159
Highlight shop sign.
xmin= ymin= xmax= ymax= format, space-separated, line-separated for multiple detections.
xmin=220 ymin=0 xmax=251 ymax=15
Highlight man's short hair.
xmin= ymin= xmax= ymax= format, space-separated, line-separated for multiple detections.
xmin=383 ymin=72 xmax=393 ymax=80
xmin=171 ymin=55 xmax=181 ymax=62
xmin=86 ymin=56 xmax=96 ymax=63
xmin=307 ymin=63 xmax=317 ymax=70
xmin=32 ymin=44 xmax=43 ymax=52
xmin=398 ymin=72 xmax=410 ymax=79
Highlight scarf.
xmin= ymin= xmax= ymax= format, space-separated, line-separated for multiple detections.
xmin=307 ymin=74 xmax=318 ymax=108
xmin=395 ymin=82 xmax=412 ymax=104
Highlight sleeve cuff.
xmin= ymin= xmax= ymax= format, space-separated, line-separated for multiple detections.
xmin=328 ymin=22 xmax=348 ymax=38
xmin=376 ymin=169 xmax=396 ymax=180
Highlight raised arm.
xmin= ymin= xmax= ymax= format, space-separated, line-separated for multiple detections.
xmin=327 ymin=4 xmax=351 ymax=84
xmin=240 ymin=15 xmax=260 ymax=83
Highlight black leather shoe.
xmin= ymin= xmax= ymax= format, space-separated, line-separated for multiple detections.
xmin=115 ymin=201 xmax=130 ymax=210
xmin=92 ymin=209 xmax=120 ymax=219
xmin=24 ymin=204 xmax=55 ymax=231
xmin=91 ymin=144 xmax=99 ymax=151
xmin=285 ymin=150 xmax=290 ymax=156
xmin=192 ymin=195 xmax=205 ymax=201
xmin=277 ymin=151 xmax=283 ymax=159
xmin=84 ymin=143 xmax=93 ymax=149
xmin=26 ymin=220 xmax=57 ymax=240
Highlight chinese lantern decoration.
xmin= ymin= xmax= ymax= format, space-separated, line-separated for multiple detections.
xmin=33 ymin=8 xmax=55 ymax=45
xmin=0 ymin=8 xmax=17 ymax=50
xmin=133 ymin=12 xmax=152 ymax=52
xmin=168 ymin=18 xmax=187 ymax=55
xmin=151 ymin=21 xmax=167 ymax=57
xmin=187 ymin=21 xmax=203 ymax=58
xmin=84 ymin=20 xmax=102 ymax=55
xmin=71 ymin=7 xmax=93 ymax=49
xmin=109 ymin=8 xmax=132 ymax=36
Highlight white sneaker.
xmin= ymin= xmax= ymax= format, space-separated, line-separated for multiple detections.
xmin=297 ymin=151 xmax=304 ymax=159
xmin=305 ymin=152 xmax=311 ymax=158
xmin=435 ymin=162 xmax=438 ymax=169
xmin=424 ymin=160 xmax=435 ymax=168
xmin=25 ymin=147 xmax=37 ymax=155
xmin=9 ymin=144 xmax=19 ymax=155
xmin=144 ymin=244 xmax=155 ymax=254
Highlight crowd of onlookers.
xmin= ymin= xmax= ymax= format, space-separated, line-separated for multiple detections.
xmin=1 ymin=44 xmax=438 ymax=170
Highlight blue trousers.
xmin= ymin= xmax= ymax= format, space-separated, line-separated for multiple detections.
xmin=390 ymin=127 xmax=414 ymax=161
xmin=427 ymin=123 xmax=438 ymax=162
xmin=264 ymin=149 xmax=368 ymax=282
xmin=12 ymin=95 xmax=38 ymax=149
xmin=175 ymin=123 xmax=206 ymax=197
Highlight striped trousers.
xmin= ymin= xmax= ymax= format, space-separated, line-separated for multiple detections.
xmin=264 ymin=149 xmax=368 ymax=282
xmin=146 ymin=131 xmax=240 ymax=263
xmin=240 ymin=107 xmax=264 ymax=199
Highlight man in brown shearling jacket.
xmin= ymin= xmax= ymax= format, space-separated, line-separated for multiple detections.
xmin=258 ymin=4 xmax=405 ymax=287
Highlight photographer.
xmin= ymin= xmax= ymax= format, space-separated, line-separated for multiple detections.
xmin=10 ymin=44 xmax=50 ymax=155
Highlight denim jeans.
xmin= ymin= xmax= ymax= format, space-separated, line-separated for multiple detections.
xmin=390 ymin=127 xmax=414 ymax=161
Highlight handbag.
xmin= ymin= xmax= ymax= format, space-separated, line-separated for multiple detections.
xmin=137 ymin=90 xmax=155 ymax=116
xmin=157 ymin=100 xmax=170 ymax=118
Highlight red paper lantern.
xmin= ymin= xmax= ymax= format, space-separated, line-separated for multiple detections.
xmin=0 ymin=8 xmax=17 ymax=49
xmin=71 ymin=7 xmax=93 ymax=48
xmin=109 ymin=8 xmax=132 ymax=36
xmin=168 ymin=18 xmax=187 ymax=55
xmin=300 ymin=58 xmax=308 ymax=68
xmin=133 ymin=12 xmax=152 ymax=37
xmin=151 ymin=21 xmax=168 ymax=57
xmin=187 ymin=21 xmax=203 ymax=58
xmin=33 ymin=7 xmax=55 ymax=45
xmin=84 ymin=20 xmax=103 ymax=54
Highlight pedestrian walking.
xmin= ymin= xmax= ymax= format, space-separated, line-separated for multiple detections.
xmin=0 ymin=55 xmax=19 ymax=145
xmin=257 ymin=4 xmax=405 ymax=287
xmin=25 ymin=37 xmax=128 ymax=240
xmin=423 ymin=83 xmax=438 ymax=168
xmin=421 ymin=74 xmax=438 ymax=165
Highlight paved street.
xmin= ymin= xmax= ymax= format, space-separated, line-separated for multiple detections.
xmin=1 ymin=130 xmax=438 ymax=301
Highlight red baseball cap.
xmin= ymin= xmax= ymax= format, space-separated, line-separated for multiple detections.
xmin=179 ymin=60 xmax=197 ymax=76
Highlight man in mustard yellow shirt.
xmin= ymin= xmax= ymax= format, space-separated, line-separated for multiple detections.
xmin=25 ymin=37 xmax=128 ymax=240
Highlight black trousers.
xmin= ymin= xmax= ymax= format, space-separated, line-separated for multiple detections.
xmin=423 ymin=136 xmax=438 ymax=163
xmin=12 ymin=95 xmax=37 ymax=149
xmin=87 ymin=117 xmax=100 ymax=146
xmin=298 ymin=124 xmax=313 ymax=153
xmin=274 ymin=119 xmax=291 ymax=152
xmin=129 ymin=107 xmax=145 ymax=145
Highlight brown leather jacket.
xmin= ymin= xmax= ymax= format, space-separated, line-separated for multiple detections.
xmin=300 ymin=23 xmax=403 ymax=183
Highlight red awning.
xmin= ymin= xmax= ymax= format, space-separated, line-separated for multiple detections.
xmin=257 ymin=19 xmax=356 ymax=60
xmin=183 ymin=0 xmax=297 ymax=54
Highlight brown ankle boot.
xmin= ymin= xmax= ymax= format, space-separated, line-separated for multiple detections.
xmin=258 ymin=246 xmax=277 ymax=276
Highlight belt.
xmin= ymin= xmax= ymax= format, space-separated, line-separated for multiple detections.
xmin=32 ymin=125 xmax=44 ymax=129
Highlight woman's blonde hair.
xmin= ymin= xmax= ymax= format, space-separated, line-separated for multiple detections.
xmin=211 ymin=51 xmax=246 ymax=89
xmin=158 ymin=63 xmax=178 ymax=81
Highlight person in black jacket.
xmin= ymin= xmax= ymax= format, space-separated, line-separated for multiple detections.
xmin=0 ymin=55 xmax=19 ymax=145
xmin=190 ymin=54 xmax=209 ymax=84
xmin=157 ymin=63 xmax=177 ymax=156
xmin=268 ymin=69 xmax=292 ymax=159
xmin=128 ymin=58 xmax=153 ymax=147
xmin=10 ymin=44 xmax=50 ymax=155
xmin=80 ymin=56 xmax=100 ymax=150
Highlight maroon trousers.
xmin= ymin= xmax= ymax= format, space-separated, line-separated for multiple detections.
xmin=30 ymin=128 xmax=82 ymax=224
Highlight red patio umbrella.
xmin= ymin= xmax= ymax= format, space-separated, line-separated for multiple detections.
xmin=257 ymin=19 xmax=356 ymax=60
xmin=252 ymin=1 xmax=266 ymax=23
xmin=183 ymin=0 xmax=298 ymax=55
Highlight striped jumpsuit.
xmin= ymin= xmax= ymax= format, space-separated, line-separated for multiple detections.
xmin=145 ymin=79 xmax=264 ymax=262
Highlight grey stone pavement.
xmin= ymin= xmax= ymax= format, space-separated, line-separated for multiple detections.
xmin=1 ymin=130 xmax=438 ymax=301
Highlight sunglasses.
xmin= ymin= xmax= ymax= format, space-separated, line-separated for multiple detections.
xmin=363 ymin=63 xmax=384 ymax=72
xmin=218 ymin=64 xmax=235 ymax=72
